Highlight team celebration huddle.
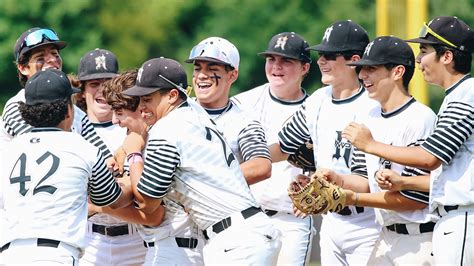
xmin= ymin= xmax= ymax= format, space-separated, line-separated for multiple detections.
xmin=0 ymin=15 xmax=473 ymax=266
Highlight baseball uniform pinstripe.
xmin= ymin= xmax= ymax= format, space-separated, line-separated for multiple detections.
xmin=233 ymin=83 xmax=315 ymax=265
xmin=137 ymin=98 xmax=281 ymax=264
xmin=423 ymin=75 xmax=474 ymax=265
xmin=350 ymin=97 xmax=438 ymax=264
xmin=1 ymin=128 xmax=122 ymax=264
xmin=278 ymin=86 xmax=381 ymax=265
xmin=80 ymin=121 xmax=147 ymax=266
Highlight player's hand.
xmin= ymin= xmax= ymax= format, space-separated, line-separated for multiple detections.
xmin=292 ymin=204 xmax=308 ymax=218
xmin=117 ymin=171 xmax=132 ymax=188
xmin=88 ymin=202 xmax=103 ymax=218
xmin=342 ymin=122 xmax=374 ymax=152
xmin=376 ymin=169 xmax=405 ymax=191
xmin=319 ymin=168 xmax=343 ymax=187
xmin=122 ymin=131 xmax=146 ymax=155
xmin=113 ymin=147 xmax=127 ymax=175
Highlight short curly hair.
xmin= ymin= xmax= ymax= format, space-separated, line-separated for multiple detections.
xmin=18 ymin=98 xmax=71 ymax=127
xmin=102 ymin=69 xmax=140 ymax=112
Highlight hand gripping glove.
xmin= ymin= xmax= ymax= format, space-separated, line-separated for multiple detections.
xmin=288 ymin=170 xmax=346 ymax=215
xmin=287 ymin=140 xmax=316 ymax=172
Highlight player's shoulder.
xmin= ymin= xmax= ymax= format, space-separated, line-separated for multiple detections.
xmin=305 ymin=85 xmax=332 ymax=103
xmin=3 ymin=89 xmax=25 ymax=109
xmin=449 ymin=76 xmax=474 ymax=104
xmin=232 ymin=83 xmax=269 ymax=106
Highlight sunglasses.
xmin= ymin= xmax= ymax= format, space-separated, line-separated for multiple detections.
xmin=17 ymin=28 xmax=60 ymax=59
xmin=188 ymin=43 xmax=234 ymax=68
xmin=419 ymin=23 xmax=458 ymax=49
xmin=318 ymin=52 xmax=344 ymax=61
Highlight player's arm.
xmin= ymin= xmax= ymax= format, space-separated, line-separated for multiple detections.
xmin=344 ymin=189 xmax=427 ymax=211
xmin=376 ymin=169 xmax=430 ymax=192
xmin=124 ymin=132 xmax=177 ymax=214
xmin=90 ymin=203 xmax=165 ymax=226
xmin=269 ymin=142 xmax=289 ymax=162
xmin=320 ymin=168 xmax=370 ymax=193
xmin=238 ymin=120 xmax=272 ymax=185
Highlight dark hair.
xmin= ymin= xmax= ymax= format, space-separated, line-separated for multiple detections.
xmin=342 ymin=50 xmax=365 ymax=60
xmin=433 ymin=44 xmax=472 ymax=74
xmin=384 ymin=63 xmax=415 ymax=90
xmin=157 ymin=87 xmax=188 ymax=101
xmin=18 ymin=98 xmax=71 ymax=127
xmin=103 ymin=69 xmax=141 ymax=112
xmin=16 ymin=51 xmax=32 ymax=87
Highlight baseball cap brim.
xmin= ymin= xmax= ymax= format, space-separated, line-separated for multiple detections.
xmin=184 ymin=56 xmax=231 ymax=67
xmin=306 ymin=44 xmax=345 ymax=53
xmin=346 ymin=59 xmax=386 ymax=66
xmin=405 ymin=37 xmax=440 ymax=45
xmin=123 ymin=85 xmax=160 ymax=97
xmin=78 ymin=72 xmax=119 ymax=81
xmin=258 ymin=51 xmax=302 ymax=61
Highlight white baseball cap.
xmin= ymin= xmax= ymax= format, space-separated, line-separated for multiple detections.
xmin=185 ymin=37 xmax=240 ymax=70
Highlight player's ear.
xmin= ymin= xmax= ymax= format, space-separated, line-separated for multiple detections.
xmin=167 ymin=89 xmax=180 ymax=105
xmin=392 ymin=65 xmax=405 ymax=81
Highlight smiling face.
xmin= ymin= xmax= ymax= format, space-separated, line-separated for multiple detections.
xmin=18 ymin=44 xmax=62 ymax=78
xmin=192 ymin=60 xmax=237 ymax=109
xmin=111 ymin=107 xmax=152 ymax=134
xmin=358 ymin=65 xmax=394 ymax=104
xmin=83 ymin=78 xmax=112 ymax=122
xmin=265 ymin=55 xmax=309 ymax=91
xmin=316 ymin=53 xmax=355 ymax=87
xmin=416 ymin=44 xmax=444 ymax=86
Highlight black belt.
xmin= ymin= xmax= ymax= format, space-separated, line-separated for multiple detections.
xmin=386 ymin=222 xmax=435 ymax=235
xmin=0 ymin=238 xmax=60 ymax=253
xmin=92 ymin=224 xmax=129 ymax=237
xmin=203 ymin=206 xmax=262 ymax=239
xmin=337 ymin=206 xmax=364 ymax=216
xmin=264 ymin=209 xmax=278 ymax=217
xmin=143 ymin=237 xmax=198 ymax=249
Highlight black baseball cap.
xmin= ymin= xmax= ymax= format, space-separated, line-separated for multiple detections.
xmin=123 ymin=57 xmax=188 ymax=96
xmin=77 ymin=48 xmax=119 ymax=81
xmin=258 ymin=32 xmax=311 ymax=63
xmin=25 ymin=69 xmax=80 ymax=105
xmin=406 ymin=16 xmax=474 ymax=53
xmin=347 ymin=36 xmax=415 ymax=67
xmin=14 ymin=27 xmax=66 ymax=62
xmin=308 ymin=20 xmax=369 ymax=53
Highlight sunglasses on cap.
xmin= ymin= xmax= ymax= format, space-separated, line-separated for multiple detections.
xmin=318 ymin=52 xmax=345 ymax=61
xmin=188 ymin=43 xmax=234 ymax=68
xmin=17 ymin=28 xmax=60 ymax=58
xmin=419 ymin=23 xmax=458 ymax=49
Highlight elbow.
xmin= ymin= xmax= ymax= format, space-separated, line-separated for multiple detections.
xmin=424 ymin=156 xmax=442 ymax=171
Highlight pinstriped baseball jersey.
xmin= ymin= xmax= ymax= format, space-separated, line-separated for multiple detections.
xmin=203 ymin=99 xmax=270 ymax=163
xmin=232 ymin=83 xmax=308 ymax=213
xmin=1 ymin=128 xmax=121 ymax=250
xmin=1 ymin=89 xmax=112 ymax=159
xmin=278 ymin=86 xmax=379 ymax=217
xmin=135 ymin=194 xmax=198 ymax=243
xmin=423 ymin=75 xmax=474 ymax=211
xmin=137 ymin=98 xmax=257 ymax=230
xmin=351 ymin=97 xmax=438 ymax=225
xmin=88 ymin=121 xmax=127 ymax=225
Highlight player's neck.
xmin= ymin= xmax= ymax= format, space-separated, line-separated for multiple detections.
xmin=269 ymin=84 xmax=305 ymax=101
xmin=441 ymin=71 xmax=468 ymax=90
xmin=380 ymin=84 xmax=411 ymax=113
xmin=331 ymin=78 xmax=361 ymax=99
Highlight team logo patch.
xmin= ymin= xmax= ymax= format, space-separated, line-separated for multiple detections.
xmin=274 ymin=35 xmax=288 ymax=50
xmin=364 ymin=41 xmax=374 ymax=56
xmin=137 ymin=67 xmax=144 ymax=83
xmin=95 ymin=54 xmax=107 ymax=70
xmin=322 ymin=26 xmax=333 ymax=43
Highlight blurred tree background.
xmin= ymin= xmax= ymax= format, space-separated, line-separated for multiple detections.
xmin=1 ymin=0 xmax=473 ymax=112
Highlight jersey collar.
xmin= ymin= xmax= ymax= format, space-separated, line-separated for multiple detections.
xmin=31 ymin=127 xmax=64 ymax=132
xmin=332 ymin=85 xmax=365 ymax=104
xmin=268 ymin=87 xmax=308 ymax=105
xmin=445 ymin=74 xmax=471 ymax=96
xmin=381 ymin=97 xmax=416 ymax=118
xmin=203 ymin=101 xmax=234 ymax=115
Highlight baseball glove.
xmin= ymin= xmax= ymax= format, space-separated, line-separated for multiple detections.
xmin=288 ymin=170 xmax=346 ymax=215
xmin=287 ymin=140 xmax=316 ymax=172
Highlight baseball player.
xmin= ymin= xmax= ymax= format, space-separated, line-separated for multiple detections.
xmin=186 ymin=36 xmax=272 ymax=184
xmin=343 ymin=16 xmax=474 ymax=265
xmin=0 ymin=69 xmax=132 ymax=265
xmin=69 ymin=49 xmax=147 ymax=265
xmin=318 ymin=36 xmax=438 ymax=264
xmin=265 ymin=22 xmax=382 ymax=265
xmin=101 ymin=70 xmax=205 ymax=265
xmin=120 ymin=57 xmax=281 ymax=264
xmin=1 ymin=27 xmax=113 ymax=162
xmin=232 ymin=32 xmax=315 ymax=265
